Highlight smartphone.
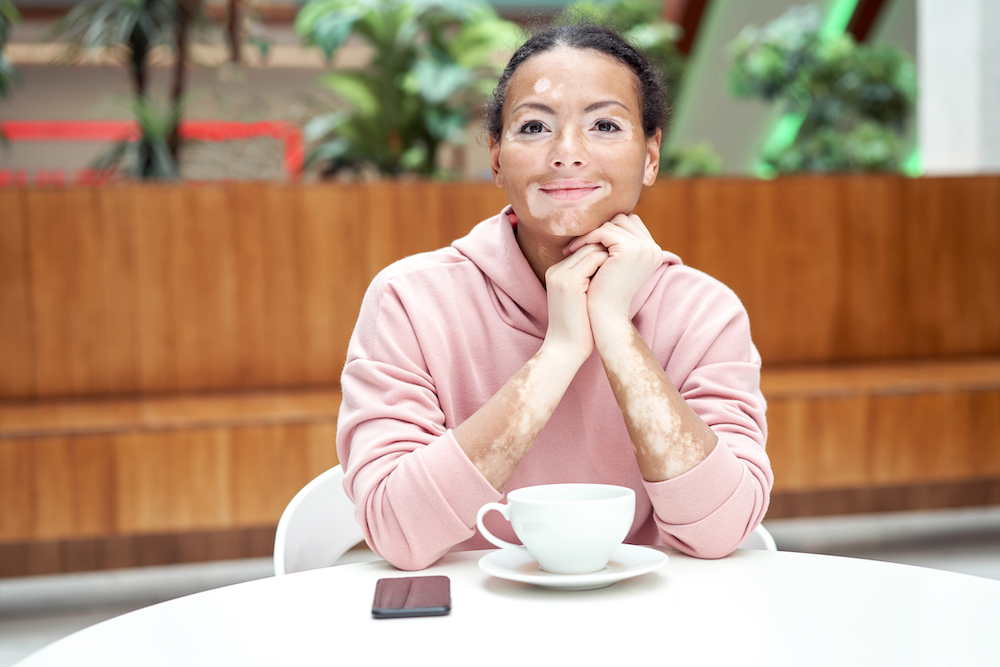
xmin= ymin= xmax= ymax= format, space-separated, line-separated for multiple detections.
xmin=372 ymin=575 xmax=451 ymax=619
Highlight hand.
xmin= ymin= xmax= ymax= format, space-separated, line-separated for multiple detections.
xmin=564 ymin=214 xmax=662 ymax=321
xmin=541 ymin=242 xmax=609 ymax=364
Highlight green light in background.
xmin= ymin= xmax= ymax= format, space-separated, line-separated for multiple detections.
xmin=755 ymin=0 xmax=860 ymax=177
xmin=754 ymin=113 xmax=805 ymax=178
xmin=903 ymin=147 xmax=922 ymax=177
xmin=821 ymin=0 xmax=860 ymax=39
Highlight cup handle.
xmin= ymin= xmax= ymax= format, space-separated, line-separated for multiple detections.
xmin=476 ymin=502 xmax=530 ymax=555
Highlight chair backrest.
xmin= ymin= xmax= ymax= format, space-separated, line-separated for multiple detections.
xmin=273 ymin=465 xmax=366 ymax=576
xmin=738 ymin=524 xmax=778 ymax=551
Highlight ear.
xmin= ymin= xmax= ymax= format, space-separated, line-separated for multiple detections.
xmin=643 ymin=128 xmax=662 ymax=186
xmin=489 ymin=136 xmax=505 ymax=189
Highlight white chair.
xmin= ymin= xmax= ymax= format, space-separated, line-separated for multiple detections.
xmin=738 ymin=524 xmax=777 ymax=551
xmin=273 ymin=465 xmax=366 ymax=576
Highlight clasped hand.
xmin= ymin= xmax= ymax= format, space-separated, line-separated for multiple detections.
xmin=542 ymin=213 xmax=662 ymax=363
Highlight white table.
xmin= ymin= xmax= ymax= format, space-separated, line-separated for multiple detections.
xmin=16 ymin=549 xmax=1000 ymax=666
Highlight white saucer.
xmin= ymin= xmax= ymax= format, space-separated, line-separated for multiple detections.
xmin=478 ymin=544 xmax=668 ymax=591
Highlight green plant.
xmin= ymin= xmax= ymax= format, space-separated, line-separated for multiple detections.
xmin=93 ymin=97 xmax=183 ymax=179
xmin=563 ymin=0 xmax=684 ymax=111
xmin=728 ymin=5 xmax=916 ymax=174
xmin=295 ymin=0 xmax=521 ymax=177
xmin=50 ymin=0 xmax=266 ymax=178
xmin=1 ymin=0 xmax=20 ymax=144
xmin=50 ymin=0 xmax=190 ymax=177
xmin=662 ymin=142 xmax=723 ymax=178
xmin=0 ymin=0 xmax=18 ymax=96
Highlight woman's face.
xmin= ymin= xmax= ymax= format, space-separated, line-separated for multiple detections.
xmin=490 ymin=46 xmax=661 ymax=242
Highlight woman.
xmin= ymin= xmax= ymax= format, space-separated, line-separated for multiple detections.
xmin=337 ymin=23 xmax=772 ymax=571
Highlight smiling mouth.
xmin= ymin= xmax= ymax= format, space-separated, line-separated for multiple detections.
xmin=539 ymin=182 xmax=601 ymax=201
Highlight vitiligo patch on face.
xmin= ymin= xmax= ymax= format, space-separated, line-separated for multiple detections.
xmin=533 ymin=77 xmax=551 ymax=94
xmin=524 ymin=179 xmax=611 ymax=237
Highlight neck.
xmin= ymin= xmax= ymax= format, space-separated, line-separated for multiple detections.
xmin=514 ymin=223 xmax=570 ymax=286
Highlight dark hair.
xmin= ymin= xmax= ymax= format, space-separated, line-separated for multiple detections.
xmin=484 ymin=23 xmax=667 ymax=143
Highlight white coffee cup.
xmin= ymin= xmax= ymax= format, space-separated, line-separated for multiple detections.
xmin=476 ymin=484 xmax=636 ymax=575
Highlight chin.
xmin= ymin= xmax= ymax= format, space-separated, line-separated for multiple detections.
xmin=538 ymin=208 xmax=603 ymax=238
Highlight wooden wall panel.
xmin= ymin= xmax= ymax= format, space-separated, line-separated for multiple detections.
xmin=259 ymin=185 xmax=309 ymax=387
xmin=97 ymin=187 xmax=143 ymax=393
xmin=0 ymin=526 xmax=277 ymax=577
xmin=974 ymin=391 xmax=1000 ymax=476
xmin=767 ymin=387 xmax=1000 ymax=492
xmin=292 ymin=187 xmax=365 ymax=386
xmin=0 ymin=189 xmax=35 ymax=397
xmin=27 ymin=188 xmax=109 ymax=396
xmin=2 ymin=177 xmax=999 ymax=398
xmin=835 ymin=176 xmax=908 ymax=360
xmin=0 ymin=417 xmax=338 ymax=543
xmin=132 ymin=186 xmax=181 ymax=393
xmin=230 ymin=422 xmax=338 ymax=526
xmin=230 ymin=183 xmax=271 ymax=387
xmin=0 ymin=437 xmax=33 ymax=541
xmin=171 ymin=186 xmax=243 ymax=392
xmin=115 ymin=428 xmax=232 ymax=534
xmin=32 ymin=434 xmax=116 ymax=539
xmin=766 ymin=396 xmax=869 ymax=491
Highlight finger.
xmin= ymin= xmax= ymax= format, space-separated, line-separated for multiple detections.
xmin=563 ymin=223 xmax=629 ymax=255
xmin=607 ymin=213 xmax=653 ymax=240
xmin=550 ymin=244 xmax=608 ymax=282
xmin=558 ymin=240 xmax=602 ymax=263
xmin=560 ymin=243 xmax=609 ymax=272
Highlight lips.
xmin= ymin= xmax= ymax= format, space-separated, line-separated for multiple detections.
xmin=538 ymin=180 xmax=601 ymax=201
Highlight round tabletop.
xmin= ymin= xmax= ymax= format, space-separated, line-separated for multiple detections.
xmin=16 ymin=548 xmax=1000 ymax=666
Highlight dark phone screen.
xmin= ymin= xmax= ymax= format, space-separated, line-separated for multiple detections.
xmin=372 ymin=576 xmax=451 ymax=619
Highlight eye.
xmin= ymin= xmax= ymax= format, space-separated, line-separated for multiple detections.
xmin=594 ymin=120 xmax=621 ymax=132
xmin=519 ymin=121 xmax=546 ymax=135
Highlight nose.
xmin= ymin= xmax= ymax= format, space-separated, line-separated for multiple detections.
xmin=549 ymin=127 xmax=587 ymax=169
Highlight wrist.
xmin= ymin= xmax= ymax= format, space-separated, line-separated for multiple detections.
xmin=538 ymin=335 xmax=592 ymax=371
xmin=589 ymin=309 xmax=633 ymax=350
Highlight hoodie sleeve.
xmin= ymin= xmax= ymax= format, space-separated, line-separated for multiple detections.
xmin=337 ymin=270 xmax=502 ymax=571
xmin=640 ymin=267 xmax=772 ymax=559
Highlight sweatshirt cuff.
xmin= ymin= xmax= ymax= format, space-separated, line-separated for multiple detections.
xmin=642 ymin=438 xmax=744 ymax=525
xmin=417 ymin=429 xmax=503 ymax=527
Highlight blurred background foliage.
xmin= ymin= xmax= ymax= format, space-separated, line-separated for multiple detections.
xmin=661 ymin=141 xmax=723 ymax=177
xmin=295 ymin=0 xmax=521 ymax=178
xmin=1 ymin=0 xmax=20 ymax=143
xmin=50 ymin=0 xmax=194 ymax=178
xmin=47 ymin=0 xmax=269 ymax=178
xmin=728 ymin=4 xmax=916 ymax=174
xmin=0 ymin=0 xmax=19 ymax=96
xmin=562 ymin=0 xmax=684 ymax=121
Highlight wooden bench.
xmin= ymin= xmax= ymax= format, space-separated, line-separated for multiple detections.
xmin=2 ymin=176 xmax=998 ymax=576
xmin=4 ymin=357 xmax=998 ymax=576
xmin=0 ymin=389 xmax=341 ymax=576
xmin=764 ymin=358 xmax=1000 ymax=517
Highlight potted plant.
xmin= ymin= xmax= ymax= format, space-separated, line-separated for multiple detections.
xmin=727 ymin=4 xmax=916 ymax=174
xmin=1 ymin=0 xmax=20 ymax=143
xmin=294 ymin=0 xmax=521 ymax=178
xmin=49 ymin=0 xmax=268 ymax=178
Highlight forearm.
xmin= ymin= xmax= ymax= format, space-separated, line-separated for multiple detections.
xmin=453 ymin=342 xmax=584 ymax=491
xmin=593 ymin=316 xmax=717 ymax=482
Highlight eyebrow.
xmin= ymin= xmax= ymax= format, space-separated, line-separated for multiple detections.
xmin=585 ymin=100 xmax=631 ymax=113
xmin=509 ymin=100 xmax=631 ymax=116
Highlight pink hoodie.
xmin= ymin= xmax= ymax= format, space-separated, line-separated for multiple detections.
xmin=338 ymin=208 xmax=771 ymax=570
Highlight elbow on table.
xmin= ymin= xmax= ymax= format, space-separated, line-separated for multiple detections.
xmin=364 ymin=530 xmax=446 ymax=572
xmin=673 ymin=541 xmax=739 ymax=561
xmin=664 ymin=526 xmax=757 ymax=560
